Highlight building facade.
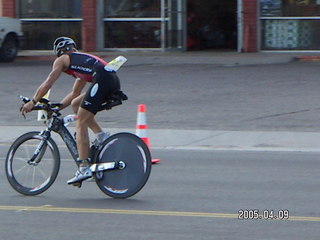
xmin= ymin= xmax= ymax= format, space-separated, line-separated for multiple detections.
xmin=1 ymin=0 xmax=318 ymax=52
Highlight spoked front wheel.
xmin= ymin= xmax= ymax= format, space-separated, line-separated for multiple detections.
xmin=94 ymin=132 xmax=152 ymax=198
xmin=5 ymin=131 xmax=60 ymax=196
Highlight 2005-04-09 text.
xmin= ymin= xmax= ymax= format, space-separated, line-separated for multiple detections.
xmin=238 ymin=209 xmax=289 ymax=220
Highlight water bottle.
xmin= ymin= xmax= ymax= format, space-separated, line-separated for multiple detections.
xmin=63 ymin=114 xmax=78 ymax=126
xmin=37 ymin=110 xmax=48 ymax=121
xmin=104 ymin=56 xmax=127 ymax=72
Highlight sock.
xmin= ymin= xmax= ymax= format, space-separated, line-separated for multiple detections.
xmin=78 ymin=158 xmax=91 ymax=167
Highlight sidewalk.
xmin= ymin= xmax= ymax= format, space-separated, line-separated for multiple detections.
xmin=17 ymin=50 xmax=320 ymax=66
xmin=1 ymin=126 xmax=320 ymax=152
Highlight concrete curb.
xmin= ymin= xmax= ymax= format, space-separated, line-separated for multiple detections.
xmin=15 ymin=50 xmax=299 ymax=66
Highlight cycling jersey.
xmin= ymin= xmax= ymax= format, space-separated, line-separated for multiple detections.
xmin=65 ymin=52 xmax=108 ymax=82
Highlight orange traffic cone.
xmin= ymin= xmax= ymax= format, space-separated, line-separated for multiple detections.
xmin=136 ymin=104 xmax=160 ymax=164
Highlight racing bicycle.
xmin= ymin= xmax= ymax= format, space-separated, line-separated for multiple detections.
xmin=5 ymin=94 xmax=152 ymax=198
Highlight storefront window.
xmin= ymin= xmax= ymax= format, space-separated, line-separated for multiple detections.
xmin=103 ymin=0 xmax=162 ymax=49
xmin=19 ymin=0 xmax=81 ymax=18
xmin=105 ymin=21 xmax=161 ymax=48
xmin=21 ymin=21 xmax=82 ymax=50
xmin=18 ymin=0 xmax=82 ymax=50
xmin=260 ymin=0 xmax=283 ymax=16
xmin=104 ymin=0 xmax=160 ymax=17
xmin=261 ymin=0 xmax=320 ymax=17
xmin=260 ymin=0 xmax=320 ymax=50
xmin=261 ymin=19 xmax=320 ymax=50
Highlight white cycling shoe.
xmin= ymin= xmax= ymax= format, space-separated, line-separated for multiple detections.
xmin=67 ymin=166 xmax=92 ymax=185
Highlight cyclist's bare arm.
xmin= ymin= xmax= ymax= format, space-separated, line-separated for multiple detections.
xmin=21 ymin=55 xmax=69 ymax=114
xmin=60 ymin=78 xmax=86 ymax=110
xmin=33 ymin=55 xmax=69 ymax=102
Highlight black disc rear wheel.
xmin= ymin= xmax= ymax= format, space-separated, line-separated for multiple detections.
xmin=94 ymin=132 xmax=152 ymax=198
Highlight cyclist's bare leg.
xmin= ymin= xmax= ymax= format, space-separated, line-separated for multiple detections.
xmin=66 ymin=107 xmax=96 ymax=185
xmin=71 ymin=94 xmax=103 ymax=134
xmin=76 ymin=107 xmax=95 ymax=164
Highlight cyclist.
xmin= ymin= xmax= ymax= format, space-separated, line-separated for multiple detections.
xmin=21 ymin=36 xmax=121 ymax=185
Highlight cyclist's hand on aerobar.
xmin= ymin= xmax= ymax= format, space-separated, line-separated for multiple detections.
xmin=20 ymin=101 xmax=35 ymax=116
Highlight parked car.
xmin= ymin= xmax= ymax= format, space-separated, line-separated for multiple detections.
xmin=0 ymin=17 xmax=23 ymax=62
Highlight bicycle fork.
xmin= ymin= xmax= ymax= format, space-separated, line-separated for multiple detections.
xmin=28 ymin=131 xmax=50 ymax=166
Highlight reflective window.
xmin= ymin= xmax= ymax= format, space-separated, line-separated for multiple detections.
xmin=21 ymin=22 xmax=82 ymax=50
xmin=18 ymin=0 xmax=82 ymax=50
xmin=19 ymin=0 xmax=82 ymax=18
xmin=104 ymin=22 xmax=161 ymax=48
xmin=104 ymin=0 xmax=160 ymax=17
xmin=261 ymin=0 xmax=320 ymax=17
xmin=260 ymin=0 xmax=283 ymax=16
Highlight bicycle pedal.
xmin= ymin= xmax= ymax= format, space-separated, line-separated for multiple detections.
xmin=85 ymin=177 xmax=95 ymax=182
xmin=72 ymin=182 xmax=82 ymax=188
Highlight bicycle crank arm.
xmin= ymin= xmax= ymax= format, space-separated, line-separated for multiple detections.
xmin=90 ymin=161 xmax=126 ymax=173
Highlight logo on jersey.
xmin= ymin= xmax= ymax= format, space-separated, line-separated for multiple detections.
xmin=70 ymin=65 xmax=93 ymax=73
xmin=90 ymin=83 xmax=99 ymax=97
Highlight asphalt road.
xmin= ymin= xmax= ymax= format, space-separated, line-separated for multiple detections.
xmin=1 ymin=57 xmax=320 ymax=239
xmin=1 ymin=59 xmax=320 ymax=131
xmin=0 ymin=147 xmax=320 ymax=240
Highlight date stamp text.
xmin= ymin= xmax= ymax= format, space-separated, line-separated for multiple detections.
xmin=238 ymin=209 xmax=289 ymax=220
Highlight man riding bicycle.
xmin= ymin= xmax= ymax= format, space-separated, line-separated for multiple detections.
xmin=21 ymin=36 xmax=122 ymax=185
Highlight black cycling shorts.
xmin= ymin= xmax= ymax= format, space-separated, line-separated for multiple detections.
xmin=81 ymin=67 xmax=120 ymax=115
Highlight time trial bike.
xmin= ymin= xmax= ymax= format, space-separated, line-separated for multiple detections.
xmin=5 ymin=94 xmax=152 ymax=198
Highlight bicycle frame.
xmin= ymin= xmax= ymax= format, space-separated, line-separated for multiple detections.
xmin=40 ymin=114 xmax=122 ymax=173
xmin=20 ymin=92 xmax=127 ymax=165
xmin=19 ymin=93 xmax=129 ymax=176
xmin=45 ymin=115 xmax=79 ymax=163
